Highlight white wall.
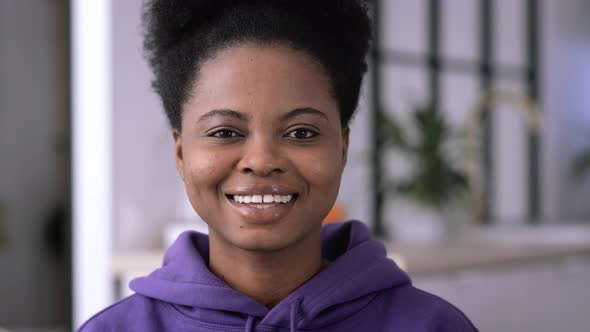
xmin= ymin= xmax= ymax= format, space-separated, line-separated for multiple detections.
xmin=72 ymin=0 xmax=114 ymax=327
xmin=111 ymin=0 xmax=200 ymax=252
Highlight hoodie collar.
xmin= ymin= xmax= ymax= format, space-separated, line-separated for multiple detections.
xmin=130 ymin=220 xmax=410 ymax=330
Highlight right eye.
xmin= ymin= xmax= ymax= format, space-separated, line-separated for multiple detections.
xmin=208 ymin=129 xmax=241 ymax=138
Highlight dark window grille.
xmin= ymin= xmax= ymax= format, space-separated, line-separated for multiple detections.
xmin=369 ymin=0 xmax=542 ymax=237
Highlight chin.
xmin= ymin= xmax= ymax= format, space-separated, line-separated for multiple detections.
xmin=232 ymin=230 xmax=300 ymax=253
xmin=207 ymin=212 xmax=324 ymax=253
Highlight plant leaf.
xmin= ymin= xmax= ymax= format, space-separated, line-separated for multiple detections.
xmin=379 ymin=111 xmax=409 ymax=150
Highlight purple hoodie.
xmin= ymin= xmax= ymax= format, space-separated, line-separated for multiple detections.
xmin=78 ymin=220 xmax=477 ymax=331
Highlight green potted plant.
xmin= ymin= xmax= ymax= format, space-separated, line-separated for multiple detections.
xmin=380 ymin=105 xmax=469 ymax=242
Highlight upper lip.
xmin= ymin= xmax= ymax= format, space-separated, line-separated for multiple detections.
xmin=224 ymin=184 xmax=300 ymax=196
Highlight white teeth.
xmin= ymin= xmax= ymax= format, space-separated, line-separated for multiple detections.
xmin=231 ymin=194 xmax=294 ymax=204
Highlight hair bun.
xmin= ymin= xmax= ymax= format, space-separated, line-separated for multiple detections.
xmin=143 ymin=0 xmax=235 ymax=53
xmin=142 ymin=0 xmax=373 ymax=129
xmin=144 ymin=0 xmax=371 ymax=51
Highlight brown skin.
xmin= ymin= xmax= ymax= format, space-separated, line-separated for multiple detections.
xmin=173 ymin=43 xmax=349 ymax=308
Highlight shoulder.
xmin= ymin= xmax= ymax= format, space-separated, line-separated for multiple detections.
xmin=77 ymin=294 xmax=166 ymax=332
xmin=379 ymin=285 xmax=478 ymax=331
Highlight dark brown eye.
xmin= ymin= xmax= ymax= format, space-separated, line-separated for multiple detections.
xmin=209 ymin=129 xmax=240 ymax=138
xmin=287 ymin=128 xmax=318 ymax=139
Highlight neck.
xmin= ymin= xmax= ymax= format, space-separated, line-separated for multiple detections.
xmin=208 ymin=228 xmax=328 ymax=308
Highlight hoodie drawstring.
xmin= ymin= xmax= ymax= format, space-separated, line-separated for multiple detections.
xmin=289 ymin=297 xmax=303 ymax=332
xmin=244 ymin=315 xmax=255 ymax=332
xmin=244 ymin=297 xmax=303 ymax=332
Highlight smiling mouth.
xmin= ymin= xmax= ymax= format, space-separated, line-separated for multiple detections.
xmin=225 ymin=190 xmax=299 ymax=225
xmin=226 ymin=194 xmax=298 ymax=207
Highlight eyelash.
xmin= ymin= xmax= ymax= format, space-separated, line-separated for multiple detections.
xmin=207 ymin=128 xmax=242 ymax=139
xmin=207 ymin=127 xmax=319 ymax=140
xmin=285 ymin=128 xmax=319 ymax=140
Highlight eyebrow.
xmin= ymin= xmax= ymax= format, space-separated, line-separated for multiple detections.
xmin=197 ymin=107 xmax=328 ymax=123
xmin=197 ymin=109 xmax=250 ymax=123
xmin=281 ymin=107 xmax=329 ymax=122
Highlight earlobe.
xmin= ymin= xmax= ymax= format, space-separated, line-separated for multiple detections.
xmin=173 ymin=129 xmax=185 ymax=181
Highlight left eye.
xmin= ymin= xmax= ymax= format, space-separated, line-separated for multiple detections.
xmin=209 ymin=129 xmax=241 ymax=138
xmin=286 ymin=128 xmax=318 ymax=139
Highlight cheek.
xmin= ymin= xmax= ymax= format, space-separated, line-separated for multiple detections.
xmin=184 ymin=149 xmax=229 ymax=193
xmin=298 ymin=146 xmax=345 ymax=194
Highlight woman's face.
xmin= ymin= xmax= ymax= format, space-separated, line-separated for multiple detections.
xmin=175 ymin=43 xmax=348 ymax=252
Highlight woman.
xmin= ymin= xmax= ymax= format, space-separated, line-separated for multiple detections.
xmin=79 ymin=0 xmax=477 ymax=331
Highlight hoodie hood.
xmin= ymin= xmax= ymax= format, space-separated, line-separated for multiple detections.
xmin=130 ymin=220 xmax=411 ymax=331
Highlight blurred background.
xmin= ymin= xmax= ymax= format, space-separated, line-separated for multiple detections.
xmin=1 ymin=0 xmax=589 ymax=331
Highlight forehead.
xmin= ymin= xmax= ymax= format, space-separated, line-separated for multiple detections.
xmin=185 ymin=43 xmax=337 ymax=115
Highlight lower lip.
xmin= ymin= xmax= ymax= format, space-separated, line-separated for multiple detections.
xmin=226 ymin=196 xmax=297 ymax=224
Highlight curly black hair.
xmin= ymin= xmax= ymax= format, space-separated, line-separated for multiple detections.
xmin=142 ymin=0 xmax=373 ymax=130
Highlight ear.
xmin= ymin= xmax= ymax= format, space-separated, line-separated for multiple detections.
xmin=341 ymin=127 xmax=350 ymax=169
xmin=173 ymin=129 xmax=185 ymax=181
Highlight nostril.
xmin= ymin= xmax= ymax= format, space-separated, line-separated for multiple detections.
xmin=240 ymin=165 xmax=284 ymax=176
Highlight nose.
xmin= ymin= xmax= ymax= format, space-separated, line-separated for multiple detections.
xmin=238 ymin=136 xmax=287 ymax=176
